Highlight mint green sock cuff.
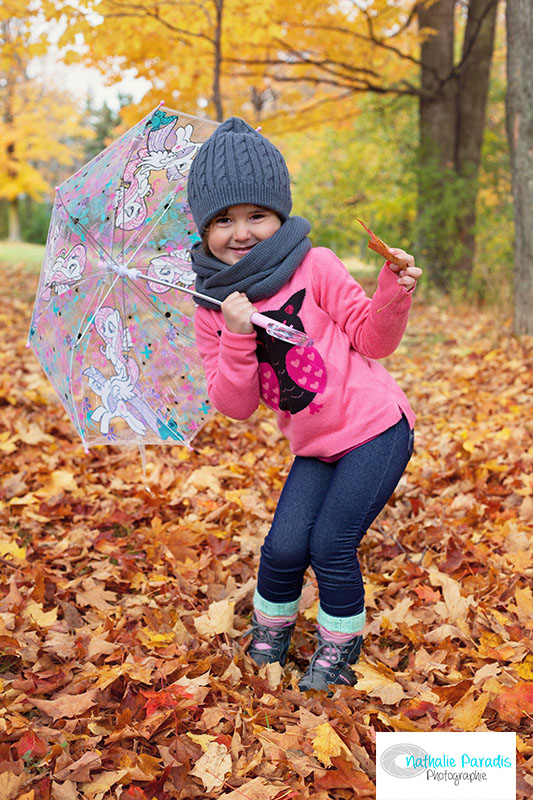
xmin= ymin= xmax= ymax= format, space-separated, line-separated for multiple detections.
xmin=317 ymin=604 xmax=365 ymax=634
xmin=253 ymin=589 xmax=300 ymax=618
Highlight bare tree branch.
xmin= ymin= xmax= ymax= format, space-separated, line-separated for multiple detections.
xmin=273 ymin=16 xmax=423 ymax=69
xmin=91 ymin=0 xmax=214 ymax=45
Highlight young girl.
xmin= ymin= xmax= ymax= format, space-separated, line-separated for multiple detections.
xmin=186 ymin=117 xmax=422 ymax=692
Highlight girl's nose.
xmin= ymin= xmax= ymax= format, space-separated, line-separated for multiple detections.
xmin=233 ymin=221 xmax=251 ymax=241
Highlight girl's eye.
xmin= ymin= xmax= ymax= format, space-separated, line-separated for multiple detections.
xmin=251 ymin=213 xmax=265 ymax=221
xmin=214 ymin=216 xmax=230 ymax=225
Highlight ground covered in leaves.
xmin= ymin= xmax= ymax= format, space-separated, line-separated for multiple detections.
xmin=0 ymin=262 xmax=532 ymax=800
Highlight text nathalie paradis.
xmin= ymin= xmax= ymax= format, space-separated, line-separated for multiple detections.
xmin=407 ymin=751 xmax=513 ymax=787
xmin=407 ymin=753 xmax=512 ymax=769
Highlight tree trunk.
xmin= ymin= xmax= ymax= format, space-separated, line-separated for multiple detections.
xmin=417 ymin=0 xmax=498 ymax=291
xmin=213 ymin=0 xmax=224 ymax=121
xmin=455 ymin=0 xmax=499 ymax=278
xmin=7 ymin=198 xmax=21 ymax=242
xmin=419 ymin=0 xmax=456 ymax=168
xmin=417 ymin=0 xmax=456 ymax=289
xmin=506 ymin=0 xmax=533 ymax=335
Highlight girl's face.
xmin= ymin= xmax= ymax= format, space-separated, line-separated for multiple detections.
xmin=206 ymin=204 xmax=281 ymax=265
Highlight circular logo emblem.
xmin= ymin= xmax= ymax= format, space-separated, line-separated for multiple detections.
xmin=380 ymin=743 xmax=428 ymax=778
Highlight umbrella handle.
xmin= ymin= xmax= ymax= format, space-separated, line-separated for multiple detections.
xmin=250 ymin=312 xmax=314 ymax=347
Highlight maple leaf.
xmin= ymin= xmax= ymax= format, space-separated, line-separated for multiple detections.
xmin=449 ymin=690 xmax=490 ymax=730
xmin=139 ymin=765 xmax=173 ymax=800
xmin=312 ymin=722 xmax=354 ymax=768
xmin=79 ymin=769 xmax=129 ymax=798
xmin=189 ymin=741 xmax=232 ymax=791
xmin=27 ymin=690 xmax=99 ymax=721
xmin=16 ymin=729 xmax=48 ymax=760
xmin=0 ymin=774 xmax=31 ymax=800
xmin=515 ymin=656 xmax=533 ymax=682
xmin=186 ymin=731 xmax=217 ymax=751
xmin=50 ymin=781 xmax=77 ymax=800
xmin=222 ymin=778 xmax=298 ymax=799
xmin=36 ymin=469 xmax=79 ymax=498
xmin=352 ymin=663 xmax=407 ymax=705
xmin=0 ymin=536 xmax=26 ymax=561
xmin=194 ymin=598 xmax=239 ymax=636
xmin=23 ymin=601 xmax=58 ymax=628
xmin=491 ymin=682 xmax=533 ymax=725
xmin=141 ymin=685 xmax=194 ymax=717
xmin=53 ymin=751 xmax=102 ymax=781
xmin=315 ymin=755 xmax=375 ymax=794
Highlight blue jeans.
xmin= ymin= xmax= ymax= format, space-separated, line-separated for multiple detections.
xmin=255 ymin=415 xmax=414 ymax=633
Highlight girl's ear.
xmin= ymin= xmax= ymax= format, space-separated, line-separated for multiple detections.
xmin=201 ymin=225 xmax=212 ymax=256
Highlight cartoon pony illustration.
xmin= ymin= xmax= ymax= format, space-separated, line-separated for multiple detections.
xmin=82 ymin=305 xmax=181 ymax=440
xmin=114 ymin=116 xmax=200 ymax=231
xmin=147 ymin=246 xmax=195 ymax=293
xmin=41 ymin=244 xmax=87 ymax=301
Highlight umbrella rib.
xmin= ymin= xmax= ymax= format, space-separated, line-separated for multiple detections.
xmin=67 ymin=336 xmax=87 ymax=449
xmin=112 ymin=275 xmax=191 ymax=439
xmin=126 ymin=276 xmax=196 ymax=342
xmin=38 ymin=229 xmax=111 ymax=304
xmin=75 ymin=274 xmax=121 ymax=347
xmin=111 ymin=110 xmax=159 ymax=276
xmin=42 ymin=269 xmax=109 ymax=298
xmin=30 ymin=271 xmax=110 ymax=334
xmin=55 ymin=189 xmax=123 ymax=272
xmin=118 ymin=164 xmax=128 ymax=273
xmin=135 ymin=273 xmax=222 ymax=307
xmin=124 ymin=192 xmax=177 ymax=268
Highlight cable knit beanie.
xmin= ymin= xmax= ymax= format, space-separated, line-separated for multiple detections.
xmin=187 ymin=117 xmax=292 ymax=233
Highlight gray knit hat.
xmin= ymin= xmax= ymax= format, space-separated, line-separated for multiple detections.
xmin=187 ymin=117 xmax=292 ymax=233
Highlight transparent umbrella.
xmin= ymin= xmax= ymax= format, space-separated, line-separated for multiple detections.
xmin=28 ymin=104 xmax=220 ymax=450
xmin=28 ymin=103 xmax=313 ymax=451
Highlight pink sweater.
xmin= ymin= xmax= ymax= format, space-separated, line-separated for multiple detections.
xmin=194 ymin=247 xmax=416 ymax=458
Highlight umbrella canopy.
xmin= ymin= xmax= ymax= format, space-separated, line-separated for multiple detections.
xmin=28 ymin=105 xmax=218 ymax=449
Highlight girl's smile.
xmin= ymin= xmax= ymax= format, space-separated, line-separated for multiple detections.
xmin=206 ymin=204 xmax=281 ymax=265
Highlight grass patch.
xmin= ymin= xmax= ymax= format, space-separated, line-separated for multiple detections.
xmin=0 ymin=241 xmax=45 ymax=274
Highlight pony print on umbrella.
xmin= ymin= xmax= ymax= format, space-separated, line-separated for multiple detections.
xmin=115 ymin=111 xmax=201 ymax=231
xmin=147 ymin=245 xmax=195 ymax=293
xmin=82 ymin=306 xmax=180 ymax=441
xmin=41 ymin=243 xmax=87 ymax=302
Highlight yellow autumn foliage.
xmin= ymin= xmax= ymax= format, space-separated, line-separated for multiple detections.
xmin=0 ymin=1 xmax=88 ymax=204
xmin=54 ymin=0 xmax=424 ymax=132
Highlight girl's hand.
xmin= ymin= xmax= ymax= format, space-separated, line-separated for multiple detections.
xmin=221 ymin=291 xmax=256 ymax=334
xmin=386 ymin=249 xmax=423 ymax=292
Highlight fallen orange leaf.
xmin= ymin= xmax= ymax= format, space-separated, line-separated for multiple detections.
xmin=16 ymin=729 xmax=48 ymax=760
xmin=315 ymin=755 xmax=375 ymax=794
xmin=491 ymin=681 xmax=533 ymax=725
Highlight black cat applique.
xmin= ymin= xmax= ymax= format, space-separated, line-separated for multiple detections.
xmin=255 ymin=289 xmax=327 ymax=415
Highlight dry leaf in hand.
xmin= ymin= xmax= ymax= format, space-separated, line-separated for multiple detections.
xmin=357 ymin=219 xmax=404 ymax=266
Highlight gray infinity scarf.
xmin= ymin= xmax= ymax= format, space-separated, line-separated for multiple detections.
xmin=190 ymin=216 xmax=312 ymax=310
